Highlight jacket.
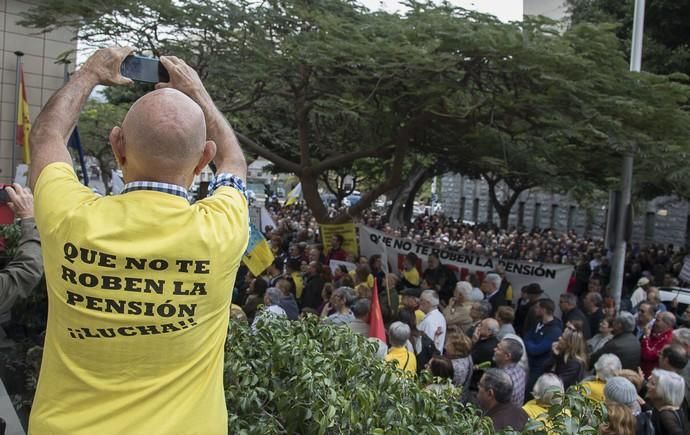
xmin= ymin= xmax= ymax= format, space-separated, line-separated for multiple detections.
xmin=591 ymin=332 xmax=641 ymax=371
xmin=524 ymin=318 xmax=563 ymax=377
xmin=641 ymin=329 xmax=673 ymax=377
xmin=486 ymin=402 xmax=529 ymax=431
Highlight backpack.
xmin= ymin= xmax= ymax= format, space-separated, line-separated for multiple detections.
xmin=415 ymin=333 xmax=439 ymax=374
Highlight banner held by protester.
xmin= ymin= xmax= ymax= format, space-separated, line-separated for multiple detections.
xmin=359 ymin=226 xmax=573 ymax=304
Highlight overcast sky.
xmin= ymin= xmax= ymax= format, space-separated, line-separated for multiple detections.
xmin=358 ymin=0 xmax=523 ymax=22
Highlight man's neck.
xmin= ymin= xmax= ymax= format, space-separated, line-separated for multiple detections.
xmin=541 ymin=315 xmax=554 ymax=324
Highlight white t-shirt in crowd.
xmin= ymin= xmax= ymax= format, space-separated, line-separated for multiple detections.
xmin=419 ymin=308 xmax=447 ymax=353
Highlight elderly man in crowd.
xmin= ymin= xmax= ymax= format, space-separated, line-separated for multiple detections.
xmin=630 ymin=276 xmax=651 ymax=310
xmin=443 ymin=281 xmax=474 ymax=334
xmin=591 ymin=312 xmax=641 ymax=371
xmin=477 ymin=369 xmax=528 ymax=431
xmin=467 ymin=300 xmax=492 ymax=338
xmin=322 ymin=287 xmax=355 ymax=326
xmin=493 ymin=338 xmax=527 ymax=406
xmin=252 ymin=287 xmax=287 ymax=329
xmin=635 ymin=301 xmax=656 ymax=339
xmin=481 ymin=273 xmax=506 ymax=317
xmin=583 ymin=291 xmax=605 ymax=340
xmin=641 ymin=311 xmax=676 ymax=377
xmin=348 ymin=298 xmax=371 ymax=337
xmin=560 ymin=292 xmax=591 ymax=339
xmin=672 ymin=328 xmax=690 ymax=382
xmin=0 ymin=185 xmax=43 ymax=348
xmin=418 ymin=289 xmax=447 ymax=353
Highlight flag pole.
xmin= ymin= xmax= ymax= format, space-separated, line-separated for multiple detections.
xmin=13 ymin=51 xmax=24 ymax=180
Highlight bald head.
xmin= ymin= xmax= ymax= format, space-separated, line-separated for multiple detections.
xmin=112 ymin=89 xmax=212 ymax=182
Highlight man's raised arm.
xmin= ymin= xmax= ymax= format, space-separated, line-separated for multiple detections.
xmin=29 ymin=47 xmax=133 ymax=189
xmin=156 ymin=56 xmax=247 ymax=182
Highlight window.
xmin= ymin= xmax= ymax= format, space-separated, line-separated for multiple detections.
xmin=534 ymin=203 xmax=542 ymax=229
xmin=517 ymin=202 xmax=525 ymax=227
xmin=459 ymin=197 xmax=466 ymax=221
xmin=473 ymin=198 xmax=480 ymax=222
xmin=567 ymin=206 xmax=576 ymax=231
xmin=550 ymin=205 xmax=558 ymax=229
xmin=644 ymin=212 xmax=656 ymax=240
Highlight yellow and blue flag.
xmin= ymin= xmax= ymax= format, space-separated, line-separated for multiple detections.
xmin=284 ymin=182 xmax=302 ymax=206
xmin=242 ymin=223 xmax=275 ymax=276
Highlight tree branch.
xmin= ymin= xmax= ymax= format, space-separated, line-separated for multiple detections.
xmin=235 ymin=132 xmax=301 ymax=174
xmin=311 ymin=144 xmax=394 ymax=174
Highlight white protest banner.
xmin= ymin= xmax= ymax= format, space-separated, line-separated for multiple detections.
xmin=329 ymin=260 xmax=356 ymax=274
xmin=359 ymin=226 xmax=573 ymax=303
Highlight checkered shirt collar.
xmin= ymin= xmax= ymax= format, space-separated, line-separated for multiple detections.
xmin=121 ymin=181 xmax=190 ymax=202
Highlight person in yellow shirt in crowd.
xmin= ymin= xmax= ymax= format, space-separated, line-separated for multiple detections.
xmin=28 ymin=48 xmax=249 ymax=435
xmin=580 ymin=353 xmax=622 ymax=402
xmin=523 ymin=373 xmax=564 ymax=427
xmin=286 ymin=258 xmax=303 ymax=299
xmin=400 ymin=252 xmax=421 ymax=288
xmin=400 ymin=287 xmax=425 ymax=325
xmin=385 ymin=321 xmax=417 ymax=374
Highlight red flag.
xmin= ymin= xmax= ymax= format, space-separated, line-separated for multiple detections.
xmin=369 ymin=279 xmax=386 ymax=343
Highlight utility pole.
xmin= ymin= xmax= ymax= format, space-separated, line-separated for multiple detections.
xmin=610 ymin=0 xmax=645 ymax=311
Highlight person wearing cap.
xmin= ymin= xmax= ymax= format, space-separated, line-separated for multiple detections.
xmin=514 ymin=283 xmax=544 ymax=335
xmin=604 ymin=377 xmax=652 ymax=435
xmin=401 ymin=287 xmax=425 ymax=325
xmin=630 ymin=277 xmax=651 ymax=311
xmin=443 ymin=281 xmax=474 ymax=333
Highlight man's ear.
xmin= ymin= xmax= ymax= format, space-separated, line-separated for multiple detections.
xmin=110 ymin=127 xmax=126 ymax=167
xmin=194 ymin=140 xmax=217 ymax=175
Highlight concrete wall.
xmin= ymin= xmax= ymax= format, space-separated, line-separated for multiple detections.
xmin=0 ymin=0 xmax=77 ymax=183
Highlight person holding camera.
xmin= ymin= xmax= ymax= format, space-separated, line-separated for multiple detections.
xmin=0 ymin=184 xmax=43 ymax=347
xmin=27 ymin=47 xmax=248 ymax=434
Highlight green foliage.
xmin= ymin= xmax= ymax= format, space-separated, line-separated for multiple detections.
xmin=522 ymin=385 xmax=608 ymax=435
xmin=0 ymin=224 xmax=21 ymax=258
xmin=20 ymin=0 xmax=690 ymax=219
xmin=225 ymin=314 xmax=493 ymax=434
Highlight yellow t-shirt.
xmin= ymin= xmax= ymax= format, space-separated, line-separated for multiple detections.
xmin=291 ymin=271 xmax=304 ymax=299
xmin=415 ymin=309 xmax=425 ymax=325
xmin=402 ymin=267 xmax=420 ymax=286
xmin=522 ymin=400 xmax=548 ymax=419
xmin=385 ymin=346 xmax=417 ymax=374
xmin=29 ymin=163 xmax=248 ymax=435
xmin=580 ymin=379 xmax=606 ymax=402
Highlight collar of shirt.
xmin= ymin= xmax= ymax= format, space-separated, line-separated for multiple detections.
xmin=122 ymin=180 xmax=190 ymax=202
xmin=485 ymin=289 xmax=499 ymax=299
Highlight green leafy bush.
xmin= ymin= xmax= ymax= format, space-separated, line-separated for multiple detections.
xmin=519 ymin=385 xmax=607 ymax=435
xmin=224 ymin=315 xmax=493 ymax=434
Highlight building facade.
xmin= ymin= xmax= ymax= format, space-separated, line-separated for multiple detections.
xmin=0 ymin=0 xmax=77 ymax=184
xmin=440 ymin=174 xmax=690 ymax=247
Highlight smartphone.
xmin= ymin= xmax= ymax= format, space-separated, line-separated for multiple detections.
xmin=120 ymin=55 xmax=170 ymax=84
xmin=0 ymin=184 xmax=10 ymax=204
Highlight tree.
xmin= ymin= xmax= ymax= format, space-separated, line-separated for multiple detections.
xmin=567 ymin=0 xmax=690 ymax=76
xmin=75 ymin=100 xmax=129 ymax=194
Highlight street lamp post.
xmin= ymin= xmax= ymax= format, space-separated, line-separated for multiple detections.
xmin=610 ymin=0 xmax=645 ymax=312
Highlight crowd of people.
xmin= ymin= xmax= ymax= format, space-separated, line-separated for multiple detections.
xmin=234 ymin=202 xmax=690 ymax=433
xmin=4 ymin=46 xmax=690 ymax=435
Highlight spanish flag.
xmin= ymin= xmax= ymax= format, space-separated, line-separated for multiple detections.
xmin=16 ymin=62 xmax=31 ymax=164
